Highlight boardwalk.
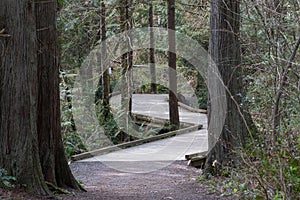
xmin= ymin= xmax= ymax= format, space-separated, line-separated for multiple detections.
xmin=79 ymin=94 xmax=208 ymax=173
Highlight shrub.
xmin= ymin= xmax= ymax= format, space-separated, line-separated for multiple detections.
xmin=0 ymin=168 xmax=16 ymax=188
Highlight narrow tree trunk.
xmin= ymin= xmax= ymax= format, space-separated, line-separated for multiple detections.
xmin=119 ymin=0 xmax=133 ymax=136
xmin=149 ymin=0 xmax=157 ymax=94
xmin=126 ymin=0 xmax=133 ymax=115
xmin=272 ymin=36 xmax=300 ymax=145
xmin=101 ymin=0 xmax=110 ymax=119
xmin=119 ymin=0 xmax=129 ymax=136
xmin=168 ymin=0 xmax=180 ymax=129
xmin=0 ymin=0 xmax=49 ymax=194
xmin=205 ymin=0 xmax=247 ymax=172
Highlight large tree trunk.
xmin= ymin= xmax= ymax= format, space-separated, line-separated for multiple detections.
xmin=35 ymin=0 xmax=57 ymax=185
xmin=0 ymin=0 xmax=80 ymax=195
xmin=168 ymin=0 xmax=180 ymax=129
xmin=35 ymin=0 xmax=80 ymax=189
xmin=205 ymin=0 xmax=248 ymax=172
xmin=0 ymin=0 xmax=49 ymax=194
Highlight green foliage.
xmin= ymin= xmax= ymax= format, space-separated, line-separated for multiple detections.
xmin=241 ymin=138 xmax=300 ymax=199
xmin=242 ymin=41 xmax=300 ymax=200
xmin=195 ymin=78 xmax=208 ymax=109
xmin=177 ymin=60 xmax=208 ymax=109
xmin=199 ymin=1 xmax=299 ymax=199
xmin=138 ymin=83 xmax=169 ymax=94
xmin=0 ymin=168 xmax=16 ymax=188
xmin=57 ymin=0 xmax=69 ymax=10
xmin=58 ymin=1 xmax=99 ymax=158
xmin=235 ymin=0 xmax=300 ymax=199
xmin=60 ymin=77 xmax=88 ymax=159
xmin=57 ymin=0 xmax=210 ymax=158
xmin=96 ymin=103 xmax=125 ymax=144
xmin=57 ymin=1 xmax=300 ymax=199
xmin=63 ymin=130 xmax=88 ymax=160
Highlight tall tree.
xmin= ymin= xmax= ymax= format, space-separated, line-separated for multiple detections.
xmin=168 ymin=0 xmax=180 ymax=129
xmin=205 ymin=0 xmax=248 ymax=171
xmin=0 ymin=0 xmax=80 ymax=195
xmin=149 ymin=0 xmax=157 ymax=94
xmin=101 ymin=0 xmax=110 ymax=119
xmin=0 ymin=0 xmax=49 ymax=194
xmin=126 ymin=0 xmax=133 ymax=115
xmin=35 ymin=0 xmax=80 ymax=189
xmin=119 ymin=0 xmax=133 ymax=134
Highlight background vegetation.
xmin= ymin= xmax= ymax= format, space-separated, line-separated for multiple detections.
xmin=56 ymin=0 xmax=299 ymax=199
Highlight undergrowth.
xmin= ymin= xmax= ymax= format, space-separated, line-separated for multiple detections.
xmin=0 ymin=168 xmax=16 ymax=189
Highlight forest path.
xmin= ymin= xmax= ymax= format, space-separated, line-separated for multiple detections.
xmin=64 ymin=161 xmax=236 ymax=200
xmin=78 ymin=94 xmax=208 ymax=172
xmin=63 ymin=94 xmax=236 ymax=199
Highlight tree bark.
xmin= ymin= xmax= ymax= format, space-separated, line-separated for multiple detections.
xmin=101 ymin=0 xmax=110 ymax=119
xmin=149 ymin=0 xmax=157 ymax=94
xmin=205 ymin=0 xmax=248 ymax=172
xmin=119 ymin=0 xmax=133 ymax=136
xmin=168 ymin=0 xmax=180 ymax=129
xmin=35 ymin=0 xmax=81 ymax=189
xmin=126 ymin=0 xmax=133 ymax=115
xmin=0 ymin=0 xmax=49 ymax=194
xmin=35 ymin=0 xmax=57 ymax=185
xmin=0 ymin=0 xmax=81 ymax=195
xmin=120 ymin=0 xmax=128 ymax=135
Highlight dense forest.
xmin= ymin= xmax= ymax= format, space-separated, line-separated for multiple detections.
xmin=0 ymin=0 xmax=299 ymax=199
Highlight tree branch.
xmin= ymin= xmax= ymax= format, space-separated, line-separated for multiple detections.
xmin=272 ymin=36 xmax=300 ymax=144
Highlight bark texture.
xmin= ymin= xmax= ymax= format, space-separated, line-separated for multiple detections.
xmin=0 ymin=0 xmax=49 ymax=194
xmin=206 ymin=0 xmax=248 ymax=171
xmin=168 ymin=0 xmax=180 ymax=129
xmin=149 ymin=0 xmax=157 ymax=94
xmin=35 ymin=0 xmax=80 ymax=189
xmin=0 ymin=0 xmax=80 ymax=195
xmin=101 ymin=0 xmax=110 ymax=119
xmin=119 ymin=0 xmax=133 ymax=136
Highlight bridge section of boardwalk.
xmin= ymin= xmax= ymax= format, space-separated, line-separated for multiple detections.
xmin=78 ymin=94 xmax=208 ymax=171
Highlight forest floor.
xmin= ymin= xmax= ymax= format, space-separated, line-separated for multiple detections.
xmin=61 ymin=160 xmax=236 ymax=200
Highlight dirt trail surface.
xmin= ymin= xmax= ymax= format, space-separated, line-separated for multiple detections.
xmin=62 ymin=161 xmax=236 ymax=200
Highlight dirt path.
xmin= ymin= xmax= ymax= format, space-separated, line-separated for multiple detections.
xmin=63 ymin=161 xmax=236 ymax=200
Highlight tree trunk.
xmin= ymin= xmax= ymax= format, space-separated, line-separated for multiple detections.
xmin=0 ymin=0 xmax=80 ymax=195
xmin=35 ymin=0 xmax=80 ymax=189
xmin=35 ymin=0 xmax=57 ymax=185
xmin=205 ymin=0 xmax=248 ymax=172
xmin=120 ymin=0 xmax=128 ymax=135
xmin=119 ymin=0 xmax=133 ymax=136
xmin=101 ymin=0 xmax=110 ymax=119
xmin=149 ymin=0 xmax=157 ymax=94
xmin=0 ymin=0 xmax=49 ymax=194
xmin=126 ymin=0 xmax=133 ymax=115
xmin=168 ymin=0 xmax=180 ymax=129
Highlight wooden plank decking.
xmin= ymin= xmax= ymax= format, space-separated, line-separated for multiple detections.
xmin=74 ymin=94 xmax=208 ymax=172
